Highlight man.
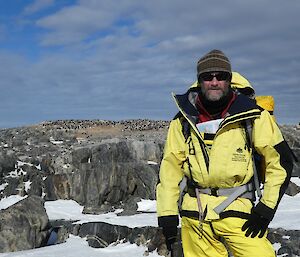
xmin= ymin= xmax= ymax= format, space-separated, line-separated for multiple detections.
xmin=156 ymin=49 xmax=293 ymax=257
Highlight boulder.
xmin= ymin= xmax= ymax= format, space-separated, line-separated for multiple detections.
xmin=280 ymin=125 xmax=300 ymax=176
xmin=0 ymin=151 xmax=17 ymax=177
xmin=0 ymin=195 xmax=50 ymax=253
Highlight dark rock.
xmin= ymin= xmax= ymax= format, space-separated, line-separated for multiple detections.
xmin=0 ymin=196 xmax=50 ymax=253
xmin=2 ymin=177 xmax=20 ymax=197
xmin=27 ymin=175 xmax=44 ymax=197
xmin=0 ymin=152 xmax=17 ymax=177
xmin=41 ymin=139 xmax=161 ymax=211
xmin=82 ymin=204 xmax=113 ymax=214
xmin=285 ymin=181 xmax=300 ymax=196
xmin=77 ymin=221 xmax=167 ymax=254
xmin=79 ymin=222 xmax=131 ymax=248
xmin=277 ymin=245 xmax=293 ymax=256
xmin=280 ymin=125 xmax=300 ymax=177
xmin=43 ymin=175 xmax=58 ymax=201
xmin=268 ymin=228 xmax=300 ymax=256
xmin=117 ymin=196 xmax=140 ymax=216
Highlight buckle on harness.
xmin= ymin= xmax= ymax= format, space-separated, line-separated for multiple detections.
xmin=211 ymin=188 xmax=219 ymax=197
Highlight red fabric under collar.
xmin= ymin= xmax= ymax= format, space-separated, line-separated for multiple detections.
xmin=196 ymin=93 xmax=237 ymax=122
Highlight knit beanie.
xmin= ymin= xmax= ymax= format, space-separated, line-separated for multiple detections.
xmin=197 ymin=49 xmax=231 ymax=79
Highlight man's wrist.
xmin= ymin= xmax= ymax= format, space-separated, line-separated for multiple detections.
xmin=158 ymin=215 xmax=179 ymax=228
xmin=254 ymin=202 xmax=275 ymax=221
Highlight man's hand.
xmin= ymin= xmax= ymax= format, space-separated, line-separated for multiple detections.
xmin=242 ymin=207 xmax=271 ymax=238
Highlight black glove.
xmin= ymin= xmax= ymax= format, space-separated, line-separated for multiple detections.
xmin=162 ymin=225 xmax=178 ymax=251
xmin=158 ymin=215 xmax=179 ymax=251
xmin=242 ymin=202 xmax=274 ymax=238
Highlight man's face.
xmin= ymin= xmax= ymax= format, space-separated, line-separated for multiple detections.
xmin=199 ymin=72 xmax=231 ymax=101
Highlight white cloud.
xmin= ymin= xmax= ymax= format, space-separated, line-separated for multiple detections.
xmin=23 ymin=0 xmax=55 ymax=15
xmin=0 ymin=0 xmax=299 ymax=127
xmin=35 ymin=1 xmax=138 ymax=46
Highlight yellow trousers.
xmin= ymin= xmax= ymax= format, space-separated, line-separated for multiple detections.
xmin=181 ymin=216 xmax=275 ymax=257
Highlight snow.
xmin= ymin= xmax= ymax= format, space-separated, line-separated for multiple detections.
xmin=44 ymin=199 xmax=158 ymax=227
xmin=0 ymin=182 xmax=8 ymax=191
xmin=49 ymin=136 xmax=64 ymax=145
xmin=0 ymin=195 xmax=27 ymax=210
xmin=17 ymin=161 xmax=40 ymax=170
xmin=147 ymin=160 xmax=158 ymax=165
xmin=137 ymin=199 xmax=157 ymax=212
xmin=24 ymin=181 xmax=32 ymax=192
xmin=0 ymin=235 xmax=160 ymax=257
xmin=0 ymin=178 xmax=299 ymax=256
xmin=270 ymin=191 xmax=300 ymax=229
xmin=6 ymin=161 xmax=42 ymax=178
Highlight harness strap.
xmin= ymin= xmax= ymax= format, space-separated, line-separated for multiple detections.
xmin=213 ymin=183 xmax=253 ymax=214
xmin=244 ymin=119 xmax=262 ymax=198
xmin=187 ymin=182 xmax=254 ymax=215
xmin=185 ymin=158 xmax=205 ymax=223
xmin=187 ymin=182 xmax=253 ymax=197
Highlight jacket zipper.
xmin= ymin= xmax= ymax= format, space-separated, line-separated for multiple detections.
xmin=172 ymin=93 xmax=210 ymax=170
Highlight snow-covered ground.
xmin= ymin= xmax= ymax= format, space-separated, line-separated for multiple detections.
xmin=0 ymin=178 xmax=300 ymax=256
xmin=0 ymin=235 xmax=160 ymax=257
xmin=44 ymin=198 xmax=158 ymax=227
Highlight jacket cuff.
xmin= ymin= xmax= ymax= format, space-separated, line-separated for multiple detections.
xmin=254 ymin=202 xmax=275 ymax=221
xmin=158 ymin=215 xmax=179 ymax=228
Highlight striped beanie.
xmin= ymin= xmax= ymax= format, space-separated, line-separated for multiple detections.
xmin=197 ymin=49 xmax=231 ymax=79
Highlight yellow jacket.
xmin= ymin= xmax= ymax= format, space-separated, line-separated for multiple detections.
xmin=157 ymin=87 xmax=293 ymax=226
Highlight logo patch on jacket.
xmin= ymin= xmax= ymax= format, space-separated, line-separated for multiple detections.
xmin=232 ymin=148 xmax=246 ymax=162
xmin=236 ymin=148 xmax=243 ymax=153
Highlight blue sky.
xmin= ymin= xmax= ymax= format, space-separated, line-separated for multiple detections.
xmin=0 ymin=0 xmax=299 ymax=128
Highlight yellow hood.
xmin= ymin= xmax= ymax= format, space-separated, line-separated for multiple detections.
xmin=231 ymin=71 xmax=255 ymax=96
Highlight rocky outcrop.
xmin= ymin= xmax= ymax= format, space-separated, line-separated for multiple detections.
xmin=0 ymin=120 xmax=166 ymax=212
xmin=0 ymin=120 xmax=299 ymax=255
xmin=43 ymin=138 xmax=162 ymax=213
xmin=1 ymin=121 xmax=299 ymax=209
xmin=0 ymin=120 xmax=299 ymax=211
xmin=0 ymin=196 xmax=50 ymax=253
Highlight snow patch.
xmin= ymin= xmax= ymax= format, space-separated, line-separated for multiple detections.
xmin=44 ymin=199 xmax=157 ymax=227
xmin=0 ymin=195 xmax=27 ymax=210
xmin=0 ymin=182 xmax=8 ymax=191
xmin=50 ymin=137 xmax=64 ymax=145
xmin=272 ymin=242 xmax=281 ymax=251
xmin=17 ymin=160 xmax=41 ymax=170
xmin=137 ymin=199 xmax=156 ymax=212
xmin=0 ymin=235 xmax=161 ymax=257
xmin=24 ymin=181 xmax=32 ymax=192
xmin=147 ymin=161 xmax=158 ymax=165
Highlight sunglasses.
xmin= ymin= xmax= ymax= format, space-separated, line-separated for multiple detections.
xmin=199 ymin=72 xmax=231 ymax=82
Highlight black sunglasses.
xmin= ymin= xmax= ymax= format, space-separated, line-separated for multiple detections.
xmin=199 ymin=72 xmax=231 ymax=82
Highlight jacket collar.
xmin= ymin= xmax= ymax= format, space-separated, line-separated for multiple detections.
xmin=173 ymin=88 xmax=262 ymax=126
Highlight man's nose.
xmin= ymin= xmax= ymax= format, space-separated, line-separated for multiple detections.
xmin=211 ymin=77 xmax=219 ymax=85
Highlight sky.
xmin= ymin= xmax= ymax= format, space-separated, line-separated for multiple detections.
xmin=0 ymin=0 xmax=299 ymax=128
xmin=1 ymin=178 xmax=300 ymax=256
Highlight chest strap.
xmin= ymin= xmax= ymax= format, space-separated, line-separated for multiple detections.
xmin=187 ymin=182 xmax=254 ymax=215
